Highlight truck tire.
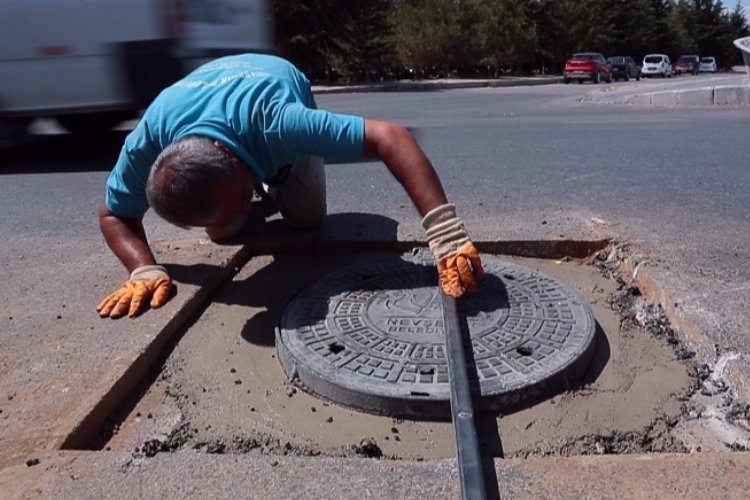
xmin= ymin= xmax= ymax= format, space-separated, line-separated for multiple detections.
xmin=56 ymin=111 xmax=134 ymax=135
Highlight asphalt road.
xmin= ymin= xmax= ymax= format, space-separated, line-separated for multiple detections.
xmin=1 ymin=76 xmax=748 ymax=384
xmin=315 ymin=81 xmax=750 ymax=360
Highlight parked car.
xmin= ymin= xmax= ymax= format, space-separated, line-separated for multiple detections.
xmin=641 ymin=54 xmax=674 ymax=78
xmin=699 ymin=56 xmax=718 ymax=73
xmin=674 ymin=55 xmax=700 ymax=75
xmin=0 ymin=0 xmax=274 ymax=134
xmin=607 ymin=56 xmax=640 ymax=81
xmin=563 ymin=52 xmax=613 ymax=84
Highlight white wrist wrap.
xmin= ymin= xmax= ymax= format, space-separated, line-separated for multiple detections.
xmin=421 ymin=203 xmax=470 ymax=260
xmin=130 ymin=265 xmax=169 ymax=281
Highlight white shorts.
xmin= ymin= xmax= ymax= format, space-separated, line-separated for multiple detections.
xmin=268 ymin=155 xmax=326 ymax=229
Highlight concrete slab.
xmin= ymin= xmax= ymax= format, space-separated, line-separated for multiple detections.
xmin=1 ymin=450 xmax=749 ymax=499
xmin=103 ymin=253 xmax=694 ymax=461
xmin=0 ymin=192 xmax=612 ymax=471
xmin=0 ymin=189 xmax=258 ymax=466
xmin=714 ymin=85 xmax=750 ymax=105
xmin=625 ymin=93 xmax=652 ymax=105
xmin=676 ymin=87 xmax=714 ymax=106
xmin=651 ymin=90 xmax=679 ymax=106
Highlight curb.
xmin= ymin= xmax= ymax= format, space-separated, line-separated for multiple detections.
xmin=312 ymin=77 xmax=562 ymax=94
xmin=611 ymin=244 xmax=750 ymax=410
xmin=612 ymin=84 xmax=750 ymax=106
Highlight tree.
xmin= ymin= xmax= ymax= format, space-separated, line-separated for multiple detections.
xmin=330 ymin=0 xmax=396 ymax=81
xmin=271 ymin=0 xmax=347 ymax=79
xmin=477 ymin=0 xmax=538 ymax=75
xmin=273 ymin=0 xmax=750 ymax=79
xmin=391 ymin=0 xmax=463 ymax=74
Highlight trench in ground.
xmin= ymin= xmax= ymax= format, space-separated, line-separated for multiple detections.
xmin=78 ymin=243 xmax=750 ymax=461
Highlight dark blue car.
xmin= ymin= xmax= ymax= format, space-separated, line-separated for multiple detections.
xmin=607 ymin=56 xmax=641 ymax=81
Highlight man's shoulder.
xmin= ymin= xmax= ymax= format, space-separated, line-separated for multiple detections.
xmin=187 ymin=54 xmax=303 ymax=79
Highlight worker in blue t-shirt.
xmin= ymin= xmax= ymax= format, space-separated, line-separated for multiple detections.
xmin=97 ymin=54 xmax=483 ymax=318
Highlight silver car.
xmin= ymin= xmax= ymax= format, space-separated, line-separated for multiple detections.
xmin=641 ymin=54 xmax=674 ymax=78
xmin=699 ymin=56 xmax=718 ymax=73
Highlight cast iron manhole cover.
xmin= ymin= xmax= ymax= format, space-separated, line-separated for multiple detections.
xmin=276 ymin=254 xmax=596 ymax=418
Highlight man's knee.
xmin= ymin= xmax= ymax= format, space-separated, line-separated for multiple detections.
xmin=277 ymin=155 xmax=326 ymax=229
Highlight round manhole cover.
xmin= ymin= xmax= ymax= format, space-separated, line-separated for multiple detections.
xmin=276 ymin=254 xmax=596 ymax=418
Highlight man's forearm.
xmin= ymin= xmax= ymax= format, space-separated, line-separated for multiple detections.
xmin=363 ymin=119 xmax=448 ymax=216
xmin=98 ymin=203 xmax=158 ymax=273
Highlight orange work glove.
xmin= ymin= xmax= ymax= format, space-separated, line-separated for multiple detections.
xmin=97 ymin=265 xmax=172 ymax=318
xmin=422 ymin=203 xmax=484 ymax=297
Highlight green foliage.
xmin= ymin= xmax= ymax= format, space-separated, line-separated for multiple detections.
xmin=330 ymin=1 xmax=396 ymax=81
xmin=271 ymin=0 xmax=750 ymax=81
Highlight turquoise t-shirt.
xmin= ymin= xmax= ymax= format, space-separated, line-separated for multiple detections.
xmin=105 ymin=54 xmax=365 ymax=218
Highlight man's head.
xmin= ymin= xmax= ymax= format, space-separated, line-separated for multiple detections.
xmin=146 ymin=135 xmax=254 ymax=228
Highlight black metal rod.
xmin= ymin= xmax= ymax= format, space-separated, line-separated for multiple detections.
xmin=441 ymin=292 xmax=489 ymax=500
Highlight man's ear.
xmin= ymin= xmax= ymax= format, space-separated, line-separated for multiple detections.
xmin=213 ymin=141 xmax=243 ymax=168
xmin=213 ymin=141 xmax=230 ymax=155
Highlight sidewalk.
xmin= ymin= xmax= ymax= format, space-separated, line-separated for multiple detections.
xmin=2 ymin=450 xmax=750 ymax=499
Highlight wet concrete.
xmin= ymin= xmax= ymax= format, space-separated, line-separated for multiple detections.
xmin=104 ymin=252 xmax=701 ymax=460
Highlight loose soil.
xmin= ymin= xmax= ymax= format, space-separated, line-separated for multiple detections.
xmin=105 ymin=252 xmax=700 ymax=460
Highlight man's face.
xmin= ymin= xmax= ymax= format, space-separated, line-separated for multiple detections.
xmin=205 ymin=164 xmax=254 ymax=227
xmin=184 ymin=148 xmax=254 ymax=228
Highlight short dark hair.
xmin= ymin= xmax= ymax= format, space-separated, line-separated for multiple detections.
xmin=146 ymin=135 xmax=236 ymax=226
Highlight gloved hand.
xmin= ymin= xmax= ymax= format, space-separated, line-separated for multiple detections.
xmin=422 ymin=203 xmax=484 ymax=297
xmin=97 ymin=265 xmax=172 ymax=318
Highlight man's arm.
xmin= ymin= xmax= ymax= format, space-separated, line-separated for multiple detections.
xmin=362 ymin=119 xmax=484 ymax=297
xmin=98 ymin=203 xmax=157 ymax=272
xmin=363 ymin=119 xmax=447 ymax=216
xmin=97 ymin=203 xmax=171 ymax=318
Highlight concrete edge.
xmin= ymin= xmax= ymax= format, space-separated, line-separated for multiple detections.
xmin=617 ymin=85 xmax=749 ymax=106
xmin=55 ymin=245 xmax=258 ymax=450
xmin=52 ymin=238 xmax=610 ymax=451
xmin=2 ymin=450 xmax=750 ymax=499
xmin=612 ymin=246 xmax=750 ymax=406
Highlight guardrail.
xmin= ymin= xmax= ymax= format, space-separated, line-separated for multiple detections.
xmin=734 ymin=36 xmax=750 ymax=80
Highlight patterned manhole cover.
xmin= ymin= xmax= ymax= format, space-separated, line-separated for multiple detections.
xmin=276 ymin=254 xmax=597 ymax=418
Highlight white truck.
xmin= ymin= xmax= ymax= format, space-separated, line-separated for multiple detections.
xmin=0 ymin=0 xmax=274 ymax=134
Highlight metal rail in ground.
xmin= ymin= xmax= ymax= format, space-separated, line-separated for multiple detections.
xmin=441 ymin=292 xmax=490 ymax=500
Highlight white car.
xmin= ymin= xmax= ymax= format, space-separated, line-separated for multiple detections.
xmin=641 ymin=54 xmax=674 ymax=78
xmin=0 ymin=0 xmax=274 ymax=134
xmin=699 ymin=56 xmax=718 ymax=73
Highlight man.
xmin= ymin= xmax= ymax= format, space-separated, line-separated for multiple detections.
xmin=97 ymin=54 xmax=483 ymax=319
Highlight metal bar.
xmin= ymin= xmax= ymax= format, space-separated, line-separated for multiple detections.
xmin=440 ymin=292 xmax=489 ymax=500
